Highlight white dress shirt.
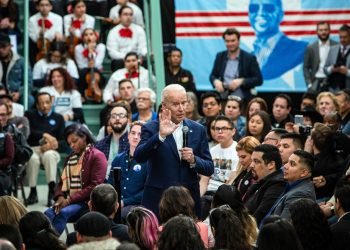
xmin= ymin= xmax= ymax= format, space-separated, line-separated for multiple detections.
xmin=29 ymin=12 xmax=63 ymax=42
xmin=106 ymin=23 xmax=147 ymax=60
xmin=33 ymin=58 xmax=80 ymax=80
xmin=63 ymin=14 xmax=95 ymax=38
xmin=74 ymin=43 xmax=106 ymax=70
xmin=315 ymin=40 xmax=331 ymax=78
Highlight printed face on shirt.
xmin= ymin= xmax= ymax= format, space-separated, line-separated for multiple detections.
xmin=225 ymin=100 xmax=241 ymax=121
xmin=284 ymin=153 xmax=308 ymax=183
xmin=124 ymin=55 xmax=138 ymax=72
xmin=317 ymin=23 xmax=330 ymax=42
xmin=36 ymin=93 xmax=53 ymax=115
xmin=248 ymin=0 xmax=283 ymax=37
xmin=278 ymin=138 xmax=298 ymax=164
xmin=162 ymin=90 xmax=187 ymax=124
xmin=119 ymin=7 xmax=133 ymax=26
xmin=73 ymin=1 xmax=86 ymax=17
xmin=119 ymin=80 xmax=135 ymax=102
xmin=272 ymin=97 xmax=291 ymax=122
xmin=128 ymin=124 xmax=142 ymax=148
xmin=37 ymin=0 xmax=52 ymax=16
xmin=109 ymin=106 xmax=129 ymax=134
xmin=82 ymin=29 xmax=97 ymax=44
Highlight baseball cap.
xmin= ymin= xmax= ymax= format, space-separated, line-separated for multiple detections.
xmin=75 ymin=212 xmax=111 ymax=237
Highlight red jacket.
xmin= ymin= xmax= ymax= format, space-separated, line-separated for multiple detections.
xmin=55 ymin=147 xmax=107 ymax=203
xmin=0 ymin=134 xmax=15 ymax=169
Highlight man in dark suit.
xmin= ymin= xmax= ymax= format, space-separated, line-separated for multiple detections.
xmin=331 ymin=176 xmax=350 ymax=250
xmin=269 ymin=150 xmax=316 ymax=220
xmin=134 ymin=84 xmax=214 ymax=218
xmin=209 ymin=28 xmax=262 ymax=100
xmin=248 ymin=0 xmax=308 ymax=80
xmin=303 ymin=22 xmax=338 ymax=92
xmin=324 ymin=24 xmax=350 ymax=91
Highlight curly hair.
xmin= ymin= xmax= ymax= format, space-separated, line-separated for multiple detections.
xmin=46 ymin=67 xmax=77 ymax=92
xmin=289 ymin=198 xmax=332 ymax=250
xmin=158 ymin=215 xmax=205 ymax=250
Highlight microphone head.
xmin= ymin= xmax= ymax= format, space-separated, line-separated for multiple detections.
xmin=182 ymin=126 xmax=189 ymax=134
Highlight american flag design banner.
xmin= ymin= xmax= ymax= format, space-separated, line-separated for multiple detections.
xmin=175 ymin=0 xmax=350 ymax=92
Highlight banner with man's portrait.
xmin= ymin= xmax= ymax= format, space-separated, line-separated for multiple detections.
xmin=175 ymin=0 xmax=350 ymax=92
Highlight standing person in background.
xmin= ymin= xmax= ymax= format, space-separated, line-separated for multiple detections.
xmin=303 ymin=22 xmax=338 ymax=93
xmin=134 ymin=84 xmax=214 ymax=218
xmin=0 ymin=0 xmax=21 ymax=46
xmin=210 ymin=28 xmax=262 ymax=100
xmin=165 ymin=48 xmax=197 ymax=94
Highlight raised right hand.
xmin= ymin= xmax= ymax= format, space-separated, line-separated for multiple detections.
xmin=159 ymin=108 xmax=179 ymax=138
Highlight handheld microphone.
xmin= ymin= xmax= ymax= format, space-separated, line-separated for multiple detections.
xmin=182 ymin=126 xmax=189 ymax=148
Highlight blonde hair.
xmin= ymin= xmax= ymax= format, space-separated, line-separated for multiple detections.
xmin=0 ymin=196 xmax=28 ymax=229
xmin=316 ymin=91 xmax=339 ymax=113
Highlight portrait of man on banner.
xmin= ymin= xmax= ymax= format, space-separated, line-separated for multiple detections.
xmin=248 ymin=0 xmax=308 ymax=80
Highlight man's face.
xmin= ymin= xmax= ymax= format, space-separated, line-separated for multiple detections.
xmin=213 ymin=120 xmax=235 ymax=146
xmin=128 ymin=124 xmax=142 ymax=148
xmin=339 ymin=30 xmax=350 ymax=47
xmin=284 ymin=153 xmax=308 ymax=183
xmin=317 ymin=23 xmax=330 ymax=42
xmin=0 ymin=44 xmax=11 ymax=59
xmin=124 ymin=55 xmax=138 ymax=71
xmin=109 ymin=107 xmax=129 ymax=134
xmin=248 ymin=0 xmax=283 ymax=37
xmin=251 ymin=151 xmax=273 ymax=181
xmin=272 ymin=97 xmax=290 ymax=121
xmin=278 ymin=138 xmax=298 ymax=164
xmin=202 ymin=97 xmax=221 ymax=118
xmin=119 ymin=81 xmax=135 ymax=101
xmin=162 ymin=91 xmax=187 ymax=124
xmin=336 ymin=94 xmax=350 ymax=116
xmin=136 ymin=91 xmax=152 ymax=111
xmin=263 ymin=131 xmax=280 ymax=146
xmin=224 ymin=34 xmax=240 ymax=54
xmin=36 ymin=94 xmax=52 ymax=115
xmin=168 ymin=50 xmax=182 ymax=67
xmin=119 ymin=7 xmax=133 ymax=26
xmin=0 ymin=105 xmax=8 ymax=127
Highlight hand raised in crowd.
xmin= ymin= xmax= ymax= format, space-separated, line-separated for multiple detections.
xmin=159 ymin=108 xmax=179 ymax=138
xmin=319 ymin=201 xmax=333 ymax=217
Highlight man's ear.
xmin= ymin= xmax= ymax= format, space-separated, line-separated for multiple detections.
xmin=267 ymin=161 xmax=276 ymax=171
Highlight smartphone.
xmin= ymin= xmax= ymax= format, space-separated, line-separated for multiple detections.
xmin=294 ymin=114 xmax=303 ymax=125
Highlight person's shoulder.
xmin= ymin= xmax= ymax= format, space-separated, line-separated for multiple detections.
xmin=49 ymin=11 xmax=63 ymax=19
xmin=63 ymin=13 xmax=73 ymax=20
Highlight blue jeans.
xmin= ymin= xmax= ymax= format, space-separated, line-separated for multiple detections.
xmin=44 ymin=202 xmax=89 ymax=235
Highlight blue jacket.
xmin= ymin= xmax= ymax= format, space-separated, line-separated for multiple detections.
xmin=109 ymin=151 xmax=149 ymax=206
xmin=95 ymin=133 xmax=129 ymax=160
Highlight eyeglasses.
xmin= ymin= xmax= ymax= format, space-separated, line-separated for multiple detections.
xmin=249 ymin=3 xmax=276 ymax=14
xmin=110 ymin=113 xmax=127 ymax=119
xmin=203 ymin=102 xmax=218 ymax=109
xmin=227 ymin=95 xmax=242 ymax=102
xmin=214 ymin=127 xmax=233 ymax=132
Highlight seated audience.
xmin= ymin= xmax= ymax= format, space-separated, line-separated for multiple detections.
xmin=246 ymin=97 xmax=268 ymax=121
xmin=109 ymin=121 xmax=148 ymax=219
xmin=300 ymin=91 xmax=317 ymax=110
xmin=24 ymin=92 xmax=65 ymax=206
xmin=0 ymin=0 xmax=21 ymax=45
xmin=331 ymin=176 xmax=350 ymax=250
xmin=227 ymin=136 xmax=260 ymax=199
xmin=40 ymin=67 xmax=85 ymax=125
xmin=106 ymin=6 xmax=147 ymax=71
xmin=257 ymin=216 xmax=303 ymax=250
xmin=165 ymin=48 xmax=197 ymax=93
xmin=158 ymin=215 xmax=205 ymax=250
xmin=270 ymin=94 xmax=293 ymax=129
xmin=278 ymin=133 xmax=304 ymax=165
xmin=263 ymin=128 xmax=287 ymax=146
xmin=290 ymin=198 xmax=332 ymax=250
xmin=224 ymin=95 xmax=246 ymax=140
xmin=335 ymin=90 xmax=350 ymax=136
xmin=209 ymin=205 xmax=251 ymax=250
xmin=19 ymin=211 xmax=66 ymax=250
xmin=44 ymin=124 xmax=107 ymax=235
xmin=0 ymin=195 xmax=27 ymax=229
xmin=185 ymin=91 xmax=201 ymax=121
xmin=159 ymin=186 xmax=209 ymax=248
xmin=33 ymin=41 xmax=79 ymax=88
xmin=0 ymin=120 xmax=14 ymax=196
xmin=246 ymin=111 xmax=271 ymax=143
xmin=126 ymin=207 xmax=159 ymax=250
xmin=132 ymin=88 xmax=157 ymax=122
xmin=0 ymin=224 xmax=24 ymax=250
xmin=197 ymin=92 xmax=222 ymax=128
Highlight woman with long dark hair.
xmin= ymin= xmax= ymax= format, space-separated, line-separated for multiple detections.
xmin=44 ymin=124 xmax=107 ymax=235
xmin=246 ymin=111 xmax=271 ymax=143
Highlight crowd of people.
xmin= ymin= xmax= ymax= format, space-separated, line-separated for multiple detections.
xmin=0 ymin=0 xmax=350 ymax=249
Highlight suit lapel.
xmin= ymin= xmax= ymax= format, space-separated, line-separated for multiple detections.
xmin=314 ymin=42 xmax=320 ymax=66
xmin=167 ymin=134 xmax=180 ymax=160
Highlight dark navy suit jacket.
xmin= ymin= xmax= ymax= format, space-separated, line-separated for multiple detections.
xmin=260 ymin=35 xmax=308 ymax=80
xmin=209 ymin=49 xmax=262 ymax=99
xmin=134 ymin=119 xmax=214 ymax=217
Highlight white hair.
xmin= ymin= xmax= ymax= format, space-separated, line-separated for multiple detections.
xmin=136 ymin=87 xmax=156 ymax=104
xmin=161 ymin=84 xmax=186 ymax=103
